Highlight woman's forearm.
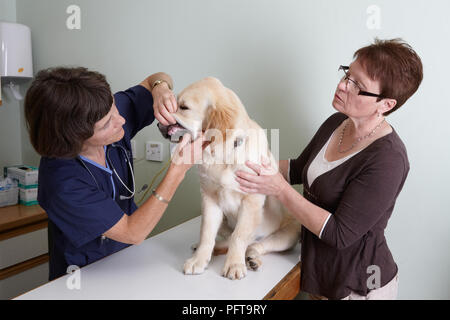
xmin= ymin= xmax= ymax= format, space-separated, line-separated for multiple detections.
xmin=127 ymin=164 xmax=186 ymax=243
xmin=277 ymin=179 xmax=331 ymax=237
xmin=140 ymin=72 xmax=174 ymax=93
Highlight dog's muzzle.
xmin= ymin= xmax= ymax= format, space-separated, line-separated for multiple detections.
xmin=157 ymin=122 xmax=192 ymax=142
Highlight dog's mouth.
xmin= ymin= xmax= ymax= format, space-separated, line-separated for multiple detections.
xmin=157 ymin=122 xmax=192 ymax=142
xmin=167 ymin=122 xmax=185 ymax=136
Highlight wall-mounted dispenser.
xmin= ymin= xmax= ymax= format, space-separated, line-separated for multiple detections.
xmin=0 ymin=22 xmax=33 ymax=106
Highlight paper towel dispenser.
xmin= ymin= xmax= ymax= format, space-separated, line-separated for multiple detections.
xmin=0 ymin=22 xmax=33 ymax=104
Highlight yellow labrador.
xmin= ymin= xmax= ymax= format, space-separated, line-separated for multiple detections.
xmin=158 ymin=77 xmax=301 ymax=280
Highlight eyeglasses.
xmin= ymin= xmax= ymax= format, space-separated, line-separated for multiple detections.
xmin=338 ymin=65 xmax=384 ymax=99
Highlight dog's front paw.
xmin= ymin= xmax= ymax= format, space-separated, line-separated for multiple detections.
xmin=222 ymin=263 xmax=247 ymax=280
xmin=183 ymin=256 xmax=209 ymax=275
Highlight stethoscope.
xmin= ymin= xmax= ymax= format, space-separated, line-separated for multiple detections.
xmin=77 ymin=143 xmax=135 ymax=200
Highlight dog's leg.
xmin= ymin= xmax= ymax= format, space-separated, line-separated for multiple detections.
xmin=246 ymin=221 xmax=301 ymax=271
xmin=191 ymin=219 xmax=231 ymax=254
xmin=191 ymin=238 xmax=229 ymax=256
xmin=212 ymin=220 xmax=232 ymax=255
xmin=191 ymin=239 xmax=229 ymax=256
xmin=222 ymin=196 xmax=263 ymax=280
xmin=184 ymin=197 xmax=223 ymax=275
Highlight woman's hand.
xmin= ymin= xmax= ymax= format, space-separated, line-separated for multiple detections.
xmin=152 ymin=82 xmax=177 ymax=126
xmin=170 ymin=132 xmax=211 ymax=174
xmin=235 ymin=157 xmax=289 ymax=198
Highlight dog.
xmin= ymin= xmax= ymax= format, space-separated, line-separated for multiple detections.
xmin=158 ymin=77 xmax=301 ymax=280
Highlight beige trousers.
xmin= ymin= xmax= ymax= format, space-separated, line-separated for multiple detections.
xmin=309 ymin=273 xmax=399 ymax=300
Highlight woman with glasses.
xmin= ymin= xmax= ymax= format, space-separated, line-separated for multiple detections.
xmin=235 ymin=38 xmax=423 ymax=300
xmin=25 ymin=68 xmax=207 ymax=281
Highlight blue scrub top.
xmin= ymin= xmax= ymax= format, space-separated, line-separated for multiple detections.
xmin=38 ymin=85 xmax=155 ymax=281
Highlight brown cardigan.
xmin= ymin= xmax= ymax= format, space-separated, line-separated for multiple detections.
xmin=289 ymin=112 xmax=409 ymax=299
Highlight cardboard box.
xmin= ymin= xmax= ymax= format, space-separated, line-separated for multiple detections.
xmin=19 ymin=187 xmax=38 ymax=206
xmin=6 ymin=165 xmax=38 ymax=188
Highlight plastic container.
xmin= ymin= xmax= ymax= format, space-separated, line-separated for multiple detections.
xmin=0 ymin=178 xmax=19 ymax=207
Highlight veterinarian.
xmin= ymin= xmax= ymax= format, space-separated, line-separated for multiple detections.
xmin=24 ymin=67 xmax=205 ymax=280
xmin=235 ymin=38 xmax=423 ymax=300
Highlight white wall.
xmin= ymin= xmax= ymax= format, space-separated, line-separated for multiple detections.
xmin=7 ymin=0 xmax=450 ymax=299
xmin=0 ymin=0 xmax=16 ymax=21
xmin=0 ymin=0 xmax=23 ymax=171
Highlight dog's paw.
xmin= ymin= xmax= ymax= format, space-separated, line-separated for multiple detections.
xmin=222 ymin=263 xmax=247 ymax=280
xmin=245 ymin=247 xmax=262 ymax=271
xmin=183 ymin=256 xmax=208 ymax=275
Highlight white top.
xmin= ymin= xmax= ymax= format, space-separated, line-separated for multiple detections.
xmin=288 ymin=130 xmax=362 ymax=239
xmin=307 ymin=131 xmax=362 ymax=189
xmin=15 ymin=216 xmax=301 ymax=300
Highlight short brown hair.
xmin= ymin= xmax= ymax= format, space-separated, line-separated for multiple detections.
xmin=354 ymin=38 xmax=423 ymax=115
xmin=25 ymin=67 xmax=113 ymax=158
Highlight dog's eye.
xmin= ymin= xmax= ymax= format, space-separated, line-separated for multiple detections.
xmin=179 ymin=106 xmax=189 ymax=110
xmin=234 ymin=138 xmax=243 ymax=148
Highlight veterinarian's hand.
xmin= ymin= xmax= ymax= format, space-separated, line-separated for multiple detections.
xmin=170 ymin=132 xmax=210 ymax=173
xmin=235 ymin=157 xmax=289 ymax=198
xmin=152 ymin=82 xmax=177 ymax=126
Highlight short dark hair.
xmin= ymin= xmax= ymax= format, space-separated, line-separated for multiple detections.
xmin=354 ymin=38 xmax=423 ymax=115
xmin=25 ymin=67 xmax=113 ymax=158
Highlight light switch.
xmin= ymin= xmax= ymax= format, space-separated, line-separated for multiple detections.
xmin=146 ymin=141 xmax=163 ymax=162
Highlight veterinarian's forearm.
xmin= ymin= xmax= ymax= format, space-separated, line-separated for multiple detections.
xmin=127 ymin=164 xmax=186 ymax=243
xmin=139 ymin=72 xmax=173 ymax=93
xmin=277 ymin=180 xmax=330 ymax=237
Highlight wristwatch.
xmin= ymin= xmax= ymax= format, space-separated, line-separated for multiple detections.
xmin=151 ymin=79 xmax=173 ymax=91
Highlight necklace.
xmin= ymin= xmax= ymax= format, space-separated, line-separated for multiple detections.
xmin=338 ymin=118 xmax=386 ymax=154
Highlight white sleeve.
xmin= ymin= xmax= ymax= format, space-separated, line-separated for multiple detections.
xmin=319 ymin=213 xmax=332 ymax=239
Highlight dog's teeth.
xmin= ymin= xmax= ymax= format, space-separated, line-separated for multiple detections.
xmin=168 ymin=126 xmax=180 ymax=136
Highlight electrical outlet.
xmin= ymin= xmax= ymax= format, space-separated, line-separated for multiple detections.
xmin=146 ymin=141 xmax=163 ymax=162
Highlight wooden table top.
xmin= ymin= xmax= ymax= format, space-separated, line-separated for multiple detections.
xmin=0 ymin=204 xmax=47 ymax=234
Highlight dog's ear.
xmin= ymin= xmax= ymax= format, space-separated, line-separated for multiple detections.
xmin=203 ymin=91 xmax=239 ymax=138
xmin=204 ymin=104 xmax=235 ymax=137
